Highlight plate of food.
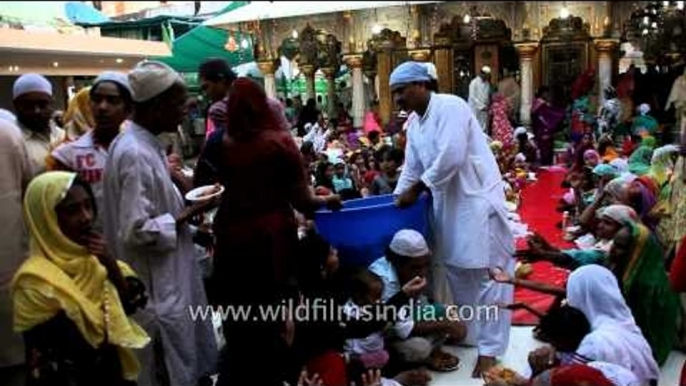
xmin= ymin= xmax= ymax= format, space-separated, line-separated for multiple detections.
xmin=185 ymin=183 xmax=224 ymax=202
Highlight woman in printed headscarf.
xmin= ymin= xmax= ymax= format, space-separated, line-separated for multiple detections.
xmin=12 ymin=172 xmax=149 ymax=386
xmin=626 ymin=176 xmax=659 ymax=230
xmin=62 ymin=87 xmax=95 ymax=141
xmin=490 ymin=93 xmax=514 ymax=149
xmin=597 ymin=86 xmax=622 ymax=138
xmin=211 ymin=78 xmax=342 ymax=386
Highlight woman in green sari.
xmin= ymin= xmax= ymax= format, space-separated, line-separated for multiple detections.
xmin=628 ymin=136 xmax=656 ymax=176
xmin=608 ymin=221 xmax=679 ymax=365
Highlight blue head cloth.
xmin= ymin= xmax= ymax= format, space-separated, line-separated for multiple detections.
xmin=593 ymin=163 xmax=619 ymax=178
xmin=389 ymin=61 xmax=431 ymax=90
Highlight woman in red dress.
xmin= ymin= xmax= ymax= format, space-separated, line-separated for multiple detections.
xmin=211 ymin=78 xmax=340 ymax=386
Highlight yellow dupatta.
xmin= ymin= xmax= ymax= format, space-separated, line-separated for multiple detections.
xmin=63 ymin=87 xmax=95 ymax=140
xmin=12 ymin=171 xmax=149 ymax=381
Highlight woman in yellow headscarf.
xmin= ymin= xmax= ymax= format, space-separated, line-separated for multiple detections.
xmin=12 ymin=172 xmax=149 ymax=386
xmin=63 ymin=87 xmax=95 ymax=141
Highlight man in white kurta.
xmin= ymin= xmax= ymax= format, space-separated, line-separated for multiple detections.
xmin=468 ymin=66 xmax=492 ymax=133
xmin=0 ymin=116 xmax=32 ymax=385
xmin=12 ymin=74 xmax=65 ymax=176
xmin=391 ymin=61 xmax=515 ymax=377
xmin=102 ymin=61 xmax=217 ymax=386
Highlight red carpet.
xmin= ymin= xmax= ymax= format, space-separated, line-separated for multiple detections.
xmin=512 ymin=167 xmax=573 ymax=325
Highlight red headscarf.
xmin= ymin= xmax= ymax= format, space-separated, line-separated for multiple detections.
xmin=225 ymin=78 xmax=281 ymax=140
xmin=549 ymin=364 xmax=615 ymax=386
xmin=571 ymin=68 xmax=596 ymax=100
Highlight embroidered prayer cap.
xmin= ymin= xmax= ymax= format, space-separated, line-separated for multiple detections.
xmin=128 ymin=60 xmax=183 ymax=102
xmin=13 ymin=74 xmax=52 ymax=99
xmin=93 ymin=71 xmax=131 ymax=95
xmin=389 ymin=61 xmax=431 ymax=90
xmin=481 ymin=66 xmax=492 ymax=74
xmin=389 ymin=229 xmax=430 ymax=257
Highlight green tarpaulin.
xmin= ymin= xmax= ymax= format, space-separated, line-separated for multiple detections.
xmin=156 ymin=1 xmax=253 ymax=73
xmin=157 ymin=25 xmax=254 ymax=72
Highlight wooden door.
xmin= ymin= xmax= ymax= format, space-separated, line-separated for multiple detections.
xmin=542 ymin=42 xmax=589 ymax=107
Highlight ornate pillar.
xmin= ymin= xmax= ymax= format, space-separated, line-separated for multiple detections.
xmin=377 ymin=49 xmax=393 ymax=126
xmin=515 ymin=43 xmax=538 ymax=127
xmin=345 ymin=54 xmax=365 ymax=128
xmin=257 ymin=60 xmax=280 ymax=99
xmin=301 ymin=64 xmax=317 ymax=101
xmin=433 ymin=36 xmax=453 ymax=94
xmin=321 ymin=67 xmax=338 ymax=118
xmin=595 ymin=39 xmax=619 ymax=105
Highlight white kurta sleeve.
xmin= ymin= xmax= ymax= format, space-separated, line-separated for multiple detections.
xmin=394 ymin=133 xmax=423 ymax=195
xmin=116 ymin=150 xmax=178 ymax=253
xmin=420 ymin=106 xmax=470 ymax=192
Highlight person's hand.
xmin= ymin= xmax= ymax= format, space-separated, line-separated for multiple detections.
xmin=482 ymin=366 xmax=528 ymax=386
xmin=528 ymin=346 xmax=557 ymax=376
xmin=86 ymin=233 xmax=116 ymax=267
xmin=297 ymin=370 xmax=323 ymax=386
xmin=401 ymin=276 xmax=427 ymax=298
xmin=527 ymin=232 xmax=553 ymax=253
xmin=358 ymin=369 xmax=382 ymax=386
xmin=324 ymin=195 xmax=343 ymax=211
xmin=443 ymin=320 xmax=467 ymax=341
xmin=395 ymin=187 xmax=420 ymax=209
xmin=167 ymin=153 xmax=183 ymax=172
xmin=489 ymin=267 xmax=513 ymax=284
xmin=178 ymin=197 xmax=220 ymax=224
xmin=481 ymin=367 xmax=509 ymax=386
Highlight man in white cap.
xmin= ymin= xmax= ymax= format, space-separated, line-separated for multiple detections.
xmin=369 ymin=229 xmax=465 ymax=373
xmin=390 ymin=61 xmax=515 ymax=377
xmin=469 ymin=66 xmax=492 ymax=133
xmin=0 ymin=117 xmax=32 ymax=386
xmin=102 ymin=61 xmax=217 ymax=386
xmin=48 ymin=71 xmax=133 ymax=232
xmin=12 ymin=73 xmax=65 ymax=176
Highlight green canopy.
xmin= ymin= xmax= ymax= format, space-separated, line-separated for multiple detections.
xmin=157 ymin=25 xmax=254 ymax=73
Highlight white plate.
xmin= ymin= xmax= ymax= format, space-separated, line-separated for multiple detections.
xmin=185 ymin=185 xmax=225 ymax=202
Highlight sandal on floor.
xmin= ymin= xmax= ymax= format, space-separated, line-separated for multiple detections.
xmin=427 ymin=350 xmax=460 ymax=372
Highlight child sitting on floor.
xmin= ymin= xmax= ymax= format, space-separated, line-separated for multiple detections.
xmin=343 ymin=270 xmax=391 ymax=372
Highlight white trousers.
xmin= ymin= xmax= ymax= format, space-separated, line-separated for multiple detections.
xmin=446 ymin=257 xmax=514 ymax=357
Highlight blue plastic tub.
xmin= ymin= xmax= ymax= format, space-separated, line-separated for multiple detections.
xmin=314 ymin=194 xmax=430 ymax=267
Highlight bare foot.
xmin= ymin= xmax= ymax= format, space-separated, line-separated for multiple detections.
xmin=472 ymin=355 xmax=496 ymax=378
xmin=394 ymin=369 xmax=432 ymax=386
